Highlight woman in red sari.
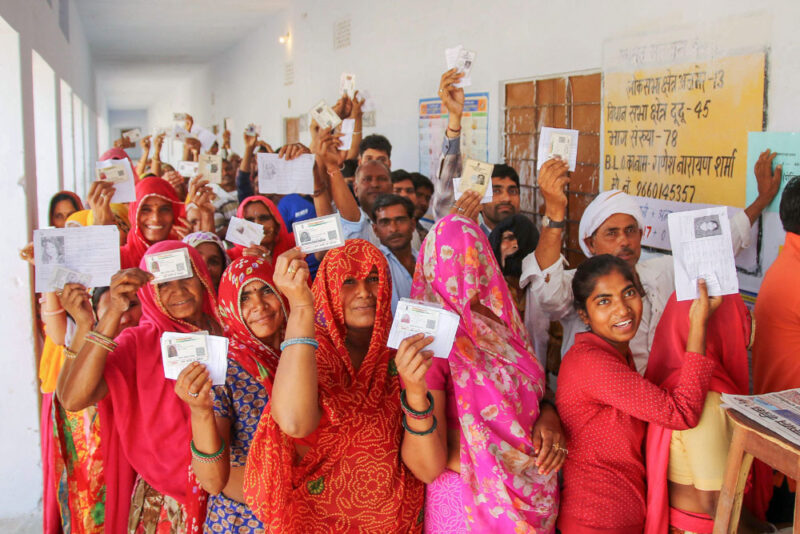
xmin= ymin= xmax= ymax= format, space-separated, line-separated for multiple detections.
xmin=243 ymin=241 xmax=425 ymax=532
xmin=57 ymin=241 xmax=222 ymax=533
xmin=227 ymin=195 xmax=295 ymax=264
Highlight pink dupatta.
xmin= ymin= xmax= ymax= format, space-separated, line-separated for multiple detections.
xmin=410 ymin=214 xmax=558 ymax=533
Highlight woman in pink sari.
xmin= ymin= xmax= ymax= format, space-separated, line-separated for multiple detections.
xmin=396 ymin=214 xmax=562 ymax=533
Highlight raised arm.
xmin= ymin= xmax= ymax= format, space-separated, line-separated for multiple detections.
xmin=744 ymin=149 xmax=782 ymax=225
xmin=269 ymin=248 xmax=322 ymax=437
xmin=533 ymin=158 xmax=571 ymax=271
xmin=431 ymin=69 xmax=465 ymax=220
xmin=347 ymin=92 xmax=363 ymax=161
xmin=316 ymin=127 xmax=359 ymax=222
xmin=185 ymin=176 xmax=217 ymax=233
xmin=236 ymin=131 xmax=258 ymax=202
xmin=150 ymin=133 xmax=165 ymax=177
xmin=55 ymin=282 xmax=95 ymax=398
xmin=40 ymin=291 xmax=68 ymax=346
xmin=136 ymin=135 xmax=152 ymax=177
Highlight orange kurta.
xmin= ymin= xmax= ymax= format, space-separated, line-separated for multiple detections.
xmin=753 ymin=231 xmax=800 ymax=394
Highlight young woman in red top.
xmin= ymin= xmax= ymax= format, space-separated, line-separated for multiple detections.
xmin=556 ymin=254 xmax=720 ymax=534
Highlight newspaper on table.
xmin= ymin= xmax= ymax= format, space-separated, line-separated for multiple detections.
xmin=177 ymin=160 xmax=199 ymax=178
xmin=453 ymin=177 xmax=493 ymax=204
xmin=388 ymin=299 xmax=460 ymax=359
xmin=293 ymin=214 xmax=345 ymax=254
xmin=457 ymin=158 xmax=494 ymax=199
xmin=33 ymin=225 xmax=121 ymax=292
xmin=667 ymin=206 xmax=738 ymax=301
xmin=340 ymin=72 xmax=356 ymax=99
xmin=198 ymin=154 xmax=222 ymax=184
xmin=445 ymin=45 xmax=476 ymax=88
xmin=144 ymin=247 xmax=194 ymax=284
xmin=122 ymin=128 xmax=142 ymax=143
xmin=339 ymin=119 xmax=356 ymax=150
xmin=309 ymin=99 xmax=342 ymax=130
xmin=722 ymin=389 xmax=800 ymax=448
xmin=95 ymin=158 xmax=136 ymax=203
xmin=537 ymin=127 xmax=579 ymax=171
xmin=245 ymin=123 xmax=261 ymax=137
xmin=225 ymin=216 xmax=264 ymax=248
xmin=161 ymin=332 xmax=228 ymax=385
xmin=257 ymin=153 xmax=314 ymax=195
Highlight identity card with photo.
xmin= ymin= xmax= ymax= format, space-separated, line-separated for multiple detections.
xmin=387 ymin=299 xmax=461 ymax=359
xmin=309 ymin=99 xmax=342 ymax=130
xmin=453 ymin=177 xmax=493 ymax=204
xmin=225 ymin=216 xmax=265 ymax=248
xmin=122 ymin=128 xmax=142 ymax=143
xmin=34 ymin=225 xmax=121 ymax=292
xmin=457 ymin=159 xmax=494 ymax=198
xmin=95 ymin=158 xmax=136 ymax=203
xmin=340 ymin=72 xmax=356 ymax=98
xmin=198 ymin=154 xmax=223 ymax=184
xmin=445 ymin=45 xmax=476 ymax=88
xmin=177 ymin=160 xmax=199 ymax=178
xmin=49 ymin=266 xmax=92 ymax=290
xmin=161 ymin=331 xmax=228 ymax=385
xmin=537 ymin=127 xmax=579 ymax=171
xmin=245 ymin=123 xmax=261 ymax=137
xmin=173 ymin=112 xmax=188 ymax=122
xmin=144 ymin=248 xmax=194 ymax=284
xmin=292 ymin=214 xmax=345 ymax=254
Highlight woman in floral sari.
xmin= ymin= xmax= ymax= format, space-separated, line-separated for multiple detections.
xmin=396 ymin=214 xmax=562 ymax=533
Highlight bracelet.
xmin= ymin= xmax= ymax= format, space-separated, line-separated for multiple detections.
xmin=352 ymin=131 xmax=362 ymax=135
xmin=280 ymin=337 xmax=319 ymax=351
xmin=190 ymin=438 xmax=226 ymax=463
xmin=312 ymin=187 xmax=328 ymax=198
xmin=41 ymin=308 xmax=65 ymax=317
xmin=84 ymin=331 xmax=118 ymax=352
xmin=38 ymin=296 xmax=47 ymax=304
xmin=400 ymin=390 xmax=434 ymax=420
xmin=326 ymin=168 xmax=342 ymax=177
xmin=447 ymin=126 xmax=462 ymax=133
xmin=402 ymin=414 xmax=438 ymax=436
xmin=63 ymin=347 xmax=78 ymax=360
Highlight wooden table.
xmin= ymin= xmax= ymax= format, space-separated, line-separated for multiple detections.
xmin=713 ymin=409 xmax=800 ymax=533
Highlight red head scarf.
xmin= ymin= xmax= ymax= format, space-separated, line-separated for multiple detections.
xmin=227 ymin=195 xmax=295 ymax=263
xmin=217 ymin=257 xmax=287 ymax=390
xmin=243 ymin=239 xmax=424 ymax=532
xmin=48 ymin=190 xmax=84 ymax=227
xmin=644 ymin=294 xmax=767 ymax=533
xmin=98 ymin=241 xmax=219 ymax=534
xmin=119 ymin=177 xmax=187 ymax=268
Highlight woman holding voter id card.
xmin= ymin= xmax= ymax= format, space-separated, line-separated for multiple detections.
xmin=243 ymin=240 xmax=425 ymax=532
xmin=174 ymin=256 xmax=287 ymax=533
xmin=395 ymin=214 xmax=560 ymax=533
xmin=228 ymin=195 xmax=295 ymax=264
xmin=57 ymin=241 xmax=222 ymax=533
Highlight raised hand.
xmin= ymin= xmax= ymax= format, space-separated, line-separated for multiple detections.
xmin=273 ymin=247 xmax=313 ymax=307
xmin=438 ymin=69 xmax=465 ymax=118
xmin=60 ymin=283 xmax=94 ymax=329
xmin=109 ymin=268 xmax=153 ymax=315
xmin=175 ymin=362 xmax=213 ymax=412
xmin=394 ymin=333 xmax=435 ymax=398
xmin=87 ymin=180 xmax=116 ymax=226
xmin=449 ymin=190 xmax=482 ymax=223
xmin=538 ymin=158 xmax=570 ymax=220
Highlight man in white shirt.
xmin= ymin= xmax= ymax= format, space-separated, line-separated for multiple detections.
xmin=523 ymin=155 xmax=781 ymax=374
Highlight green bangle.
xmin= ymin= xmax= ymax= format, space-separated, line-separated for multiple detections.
xmin=190 ymin=438 xmax=226 ymax=463
xmin=402 ymin=414 xmax=438 ymax=436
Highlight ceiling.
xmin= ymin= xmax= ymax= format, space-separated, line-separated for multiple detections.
xmin=76 ymin=0 xmax=287 ymax=64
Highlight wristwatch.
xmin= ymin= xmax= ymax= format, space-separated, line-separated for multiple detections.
xmin=542 ymin=215 xmax=566 ymax=229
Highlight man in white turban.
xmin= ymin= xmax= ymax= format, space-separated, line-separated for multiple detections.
xmin=520 ymin=154 xmax=781 ymax=374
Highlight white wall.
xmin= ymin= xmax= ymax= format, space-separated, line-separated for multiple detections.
xmin=0 ymin=0 xmax=96 ymax=526
xmin=108 ymin=108 xmax=148 ymax=160
xmin=167 ymin=0 xmax=799 ymax=293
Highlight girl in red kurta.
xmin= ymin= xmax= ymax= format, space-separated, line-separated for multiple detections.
xmin=556 ymin=254 xmax=719 ymax=534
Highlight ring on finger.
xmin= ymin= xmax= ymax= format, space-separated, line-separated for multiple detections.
xmin=188 ymin=391 xmax=199 ymax=398
xmin=287 ymin=265 xmax=297 ymax=274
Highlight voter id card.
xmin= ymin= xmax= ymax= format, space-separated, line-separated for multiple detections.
xmin=161 ymin=332 xmax=209 ymax=379
xmin=387 ymin=299 xmax=461 ymax=359
xmin=96 ymin=162 xmax=128 ymax=183
xmin=309 ymin=99 xmax=342 ymax=130
xmin=293 ymin=214 xmax=345 ymax=254
xmin=198 ymin=154 xmax=222 ymax=184
xmin=145 ymin=248 xmax=194 ymax=284
xmin=458 ymin=159 xmax=494 ymax=197
xmin=225 ymin=216 xmax=265 ymax=247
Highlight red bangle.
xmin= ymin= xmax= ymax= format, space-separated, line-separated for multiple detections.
xmin=400 ymin=390 xmax=434 ymax=420
xmin=447 ymin=126 xmax=461 ymax=133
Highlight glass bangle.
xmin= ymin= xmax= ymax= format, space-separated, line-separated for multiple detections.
xmin=402 ymin=414 xmax=438 ymax=436
xmin=280 ymin=337 xmax=319 ymax=351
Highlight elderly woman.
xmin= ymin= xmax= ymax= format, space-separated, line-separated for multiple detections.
xmin=243 ymin=241 xmax=424 ymax=532
xmin=183 ymin=231 xmax=231 ymax=291
xmin=57 ymin=241 xmax=223 ymax=533
xmin=396 ymin=214 xmax=561 ymax=533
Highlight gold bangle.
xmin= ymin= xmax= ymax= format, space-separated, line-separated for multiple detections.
xmin=63 ymin=347 xmax=77 ymax=360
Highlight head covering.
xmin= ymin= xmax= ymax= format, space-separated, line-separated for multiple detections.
xmin=578 ymin=190 xmax=644 ymax=257
xmin=643 ymin=294 xmax=769 ymax=533
xmin=412 ymin=214 xmax=557 ymax=531
xmin=488 ymin=214 xmax=539 ymax=278
xmin=227 ymin=195 xmax=295 ymax=263
xmin=244 ymin=239 xmax=424 ymax=532
xmin=66 ymin=204 xmax=130 ymax=232
xmin=120 ymin=177 xmax=186 ymax=268
xmin=183 ymin=231 xmax=231 ymax=269
xmin=98 ymin=241 xmax=218 ymax=533
xmin=217 ymin=257 xmax=286 ymax=389
xmin=49 ymin=191 xmax=84 ymax=227
xmin=100 ymin=147 xmax=140 ymax=183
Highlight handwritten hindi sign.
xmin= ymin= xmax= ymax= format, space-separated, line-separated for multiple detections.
xmin=603 ymin=53 xmax=765 ymax=248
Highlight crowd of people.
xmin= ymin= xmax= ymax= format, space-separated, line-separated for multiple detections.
xmin=20 ymin=67 xmax=800 ymax=534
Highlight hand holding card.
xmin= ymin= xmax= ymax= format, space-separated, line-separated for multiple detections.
xmin=225 ymin=216 xmax=265 ymax=247
xmin=292 ymin=214 xmax=345 ymax=254
xmin=458 ymin=159 xmax=494 ymax=198
xmin=144 ymin=248 xmax=194 ymax=284
xmin=388 ymin=299 xmax=460 ymax=359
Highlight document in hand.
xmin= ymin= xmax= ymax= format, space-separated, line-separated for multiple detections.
xmin=257 ymin=153 xmax=315 ymax=195
xmin=177 ymin=161 xmax=199 ymax=178
xmin=445 ymin=45 xmax=476 ymax=88
xmin=453 ymin=177 xmax=493 ymax=204
xmin=50 ymin=266 xmax=91 ymax=290
xmin=198 ymin=154 xmax=223 ymax=184
xmin=388 ymin=299 xmax=460 ymax=359
xmin=95 ymin=158 xmax=136 ymax=203
xmin=224 ymin=117 xmax=234 ymax=132
xmin=668 ymin=206 xmax=738 ymax=301
xmin=340 ymin=72 xmax=356 ymax=99
xmin=339 ymin=119 xmax=356 ymax=150
xmin=173 ymin=112 xmax=188 ymax=121
xmin=161 ymin=332 xmax=229 ymax=385
xmin=245 ymin=123 xmax=261 ymax=137
xmin=537 ymin=127 xmax=579 ymax=171
xmin=293 ymin=214 xmax=345 ymax=254
xmin=144 ymin=248 xmax=194 ymax=284
xmin=34 ymin=225 xmax=121 ymax=292
xmin=309 ymin=99 xmax=342 ymax=130
xmin=195 ymin=128 xmax=218 ymax=152
xmin=225 ymin=216 xmax=264 ymax=248
xmin=122 ymin=128 xmax=142 ymax=143
xmin=458 ymin=159 xmax=494 ymax=198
